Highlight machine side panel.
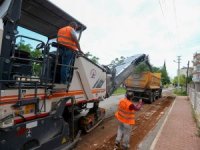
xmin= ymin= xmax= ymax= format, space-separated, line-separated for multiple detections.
xmin=73 ymin=56 xmax=106 ymax=100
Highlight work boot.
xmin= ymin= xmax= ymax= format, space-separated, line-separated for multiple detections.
xmin=113 ymin=142 xmax=120 ymax=150
xmin=121 ymin=145 xmax=129 ymax=150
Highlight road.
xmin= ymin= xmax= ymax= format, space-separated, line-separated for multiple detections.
xmin=75 ymin=88 xmax=174 ymax=150
xmin=100 ymin=88 xmax=173 ymax=118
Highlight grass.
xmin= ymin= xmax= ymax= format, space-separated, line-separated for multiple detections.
xmin=113 ymin=87 xmax=126 ymax=95
xmin=173 ymin=88 xmax=187 ymax=96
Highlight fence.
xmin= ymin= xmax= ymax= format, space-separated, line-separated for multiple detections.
xmin=189 ymin=87 xmax=200 ymax=115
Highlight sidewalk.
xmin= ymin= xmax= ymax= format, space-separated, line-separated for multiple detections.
xmin=154 ymin=96 xmax=200 ymax=150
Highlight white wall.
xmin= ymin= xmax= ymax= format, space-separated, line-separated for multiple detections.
xmin=189 ymin=87 xmax=200 ymax=115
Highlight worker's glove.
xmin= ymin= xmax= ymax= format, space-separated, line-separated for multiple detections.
xmin=139 ymin=99 xmax=144 ymax=106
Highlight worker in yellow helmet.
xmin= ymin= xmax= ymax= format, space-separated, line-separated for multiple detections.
xmin=114 ymin=91 xmax=143 ymax=150
xmin=57 ymin=22 xmax=83 ymax=84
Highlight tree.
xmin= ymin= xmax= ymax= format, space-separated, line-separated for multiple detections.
xmin=187 ymin=75 xmax=192 ymax=83
xmin=173 ymin=75 xmax=186 ymax=86
xmin=161 ymin=61 xmax=170 ymax=85
xmin=173 ymin=74 xmax=192 ymax=87
xmin=17 ymin=40 xmax=32 ymax=53
xmin=31 ymin=49 xmax=42 ymax=76
xmin=17 ymin=40 xmax=42 ymax=76
xmin=85 ymin=52 xmax=99 ymax=64
xmin=109 ymin=56 xmax=125 ymax=68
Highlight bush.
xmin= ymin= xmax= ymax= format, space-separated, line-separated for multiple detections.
xmin=113 ymin=87 xmax=126 ymax=95
xmin=164 ymin=84 xmax=169 ymax=88
xmin=173 ymin=88 xmax=187 ymax=96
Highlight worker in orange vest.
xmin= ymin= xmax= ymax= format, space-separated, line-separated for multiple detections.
xmin=114 ymin=91 xmax=143 ymax=150
xmin=57 ymin=22 xmax=83 ymax=84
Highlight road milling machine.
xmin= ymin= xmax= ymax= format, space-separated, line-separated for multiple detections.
xmin=0 ymin=0 xmax=151 ymax=149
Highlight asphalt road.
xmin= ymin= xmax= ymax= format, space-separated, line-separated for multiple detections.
xmin=75 ymin=88 xmax=174 ymax=150
xmin=99 ymin=88 xmax=174 ymax=119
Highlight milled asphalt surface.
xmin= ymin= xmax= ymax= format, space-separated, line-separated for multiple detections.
xmin=138 ymin=101 xmax=173 ymax=150
xmin=97 ymin=88 xmax=174 ymax=149
xmin=100 ymin=88 xmax=172 ymax=119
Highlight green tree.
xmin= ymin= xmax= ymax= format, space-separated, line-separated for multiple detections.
xmin=85 ymin=52 xmax=99 ymax=64
xmin=17 ymin=40 xmax=32 ymax=53
xmin=109 ymin=56 xmax=125 ymax=68
xmin=173 ymin=74 xmax=192 ymax=87
xmin=187 ymin=75 xmax=192 ymax=83
xmin=31 ymin=49 xmax=42 ymax=76
xmin=173 ymin=75 xmax=186 ymax=86
xmin=161 ymin=61 xmax=170 ymax=85
xmin=17 ymin=40 xmax=42 ymax=76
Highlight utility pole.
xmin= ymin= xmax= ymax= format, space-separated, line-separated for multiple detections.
xmin=177 ymin=56 xmax=181 ymax=88
xmin=186 ymin=61 xmax=190 ymax=93
xmin=174 ymin=56 xmax=181 ymax=88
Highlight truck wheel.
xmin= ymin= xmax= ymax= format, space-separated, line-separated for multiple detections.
xmin=158 ymin=89 xmax=162 ymax=98
xmin=149 ymin=92 xmax=154 ymax=104
xmin=154 ymin=91 xmax=158 ymax=100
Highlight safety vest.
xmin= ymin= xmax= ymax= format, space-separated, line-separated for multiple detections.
xmin=57 ymin=26 xmax=78 ymax=51
xmin=115 ymin=98 xmax=135 ymax=125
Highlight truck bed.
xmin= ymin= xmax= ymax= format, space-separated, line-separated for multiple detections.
xmin=124 ymin=72 xmax=161 ymax=90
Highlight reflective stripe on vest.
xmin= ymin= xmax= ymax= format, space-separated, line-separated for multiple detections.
xmin=118 ymin=108 xmax=134 ymax=115
xmin=57 ymin=26 xmax=78 ymax=51
xmin=118 ymin=112 xmax=134 ymax=120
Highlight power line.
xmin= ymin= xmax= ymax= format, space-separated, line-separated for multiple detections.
xmin=158 ymin=0 xmax=182 ymax=58
xmin=172 ymin=0 xmax=182 ymax=51
xmin=172 ymin=0 xmax=178 ymax=29
xmin=158 ymin=0 xmax=165 ymax=17
xmin=163 ymin=0 xmax=167 ymax=10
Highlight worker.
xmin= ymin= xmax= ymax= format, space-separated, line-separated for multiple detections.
xmin=114 ymin=91 xmax=143 ymax=150
xmin=57 ymin=22 xmax=83 ymax=84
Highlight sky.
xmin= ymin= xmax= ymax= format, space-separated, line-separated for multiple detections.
xmin=48 ymin=0 xmax=200 ymax=78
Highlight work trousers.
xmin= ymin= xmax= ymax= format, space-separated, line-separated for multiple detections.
xmin=60 ymin=47 xmax=76 ymax=84
xmin=115 ymin=121 xmax=132 ymax=148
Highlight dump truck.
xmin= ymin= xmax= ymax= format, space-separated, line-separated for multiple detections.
xmin=0 ymin=0 xmax=151 ymax=149
xmin=124 ymin=72 xmax=162 ymax=103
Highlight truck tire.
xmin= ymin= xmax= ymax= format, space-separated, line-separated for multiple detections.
xmin=149 ymin=92 xmax=154 ymax=104
xmin=154 ymin=91 xmax=158 ymax=100
xmin=158 ymin=89 xmax=162 ymax=98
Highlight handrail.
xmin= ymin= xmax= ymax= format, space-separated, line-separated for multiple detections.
xmin=10 ymin=56 xmax=43 ymax=63
xmin=15 ymin=35 xmax=45 ymax=44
